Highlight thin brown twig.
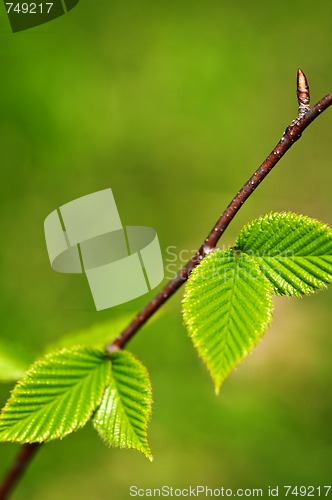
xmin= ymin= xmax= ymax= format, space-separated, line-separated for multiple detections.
xmin=1 ymin=70 xmax=332 ymax=500
xmin=106 ymin=69 xmax=332 ymax=353
xmin=0 ymin=444 xmax=40 ymax=500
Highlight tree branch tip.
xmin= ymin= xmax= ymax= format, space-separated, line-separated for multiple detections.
xmin=297 ymin=68 xmax=310 ymax=113
xmin=297 ymin=68 xmax=308 ymax=87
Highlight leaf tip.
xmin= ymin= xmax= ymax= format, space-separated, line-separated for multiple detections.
xmin=213 ymin=378 xmax=222 ymax=395
xmin=137 ymin=442 xmax=153 ymax=461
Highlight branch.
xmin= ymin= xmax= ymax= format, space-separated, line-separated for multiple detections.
xmin=1 ymin=70 xmax=331 ymax=500
xmin=107 ymin=69 xmax=332 ymax=352
xmin=0 ymin=444 xmax=40 ymax=500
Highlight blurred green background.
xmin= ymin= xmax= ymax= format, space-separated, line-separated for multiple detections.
xmin=0 ymin=0 xmax=331 ymax=498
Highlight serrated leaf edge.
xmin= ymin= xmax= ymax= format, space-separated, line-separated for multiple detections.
xmin=0 ymin=346 xmax=111 ymax=443
xmin=93 ymin=351 xmax=153 ymax=461
xmin=183 ymin=250 xmax=274 ymax=394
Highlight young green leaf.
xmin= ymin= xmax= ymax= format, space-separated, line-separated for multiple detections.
xmin=182 ymin=249 xmax=274 ymax=393
xmin=236 ymin=212 xmax=332 ymax=296
xmin=0 ymin=347 xmax=110 ymax=443
xmin=93 ymin=351 xmax=152 ymax=460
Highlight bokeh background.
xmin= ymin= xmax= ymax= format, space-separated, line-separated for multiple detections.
xmin=0 ymin=1 xmax=331 ymax=498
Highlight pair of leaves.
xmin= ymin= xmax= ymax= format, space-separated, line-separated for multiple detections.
xmin=0 ymin=347 xmax=152 ymax=460
xmin=183 ymin=212 xmax=332 ymax=393
xmin=1 ymin=212 xmax=331 ymax=458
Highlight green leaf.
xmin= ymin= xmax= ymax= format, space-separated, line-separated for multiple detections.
xmin=93 ymin=351 xmax=153 ymax=460
xmin=0 ymin=347 xmax=110 ymax=443
xmin=182 ymin=249 xmax=273 ymax=393
xmin=236 ymin=212 xmax=332 ymax=296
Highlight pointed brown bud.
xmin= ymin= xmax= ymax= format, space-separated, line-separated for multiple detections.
xmin=297 ymin=69 xmax=310 ymax=114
